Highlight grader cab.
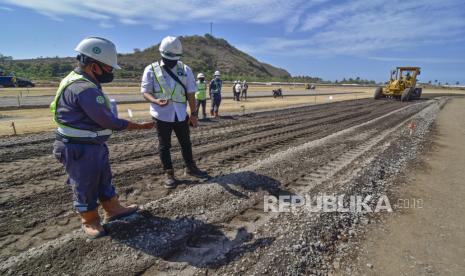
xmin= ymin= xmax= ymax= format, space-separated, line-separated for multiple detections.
xmin=374 ymin=67 xmax=422 ymax=102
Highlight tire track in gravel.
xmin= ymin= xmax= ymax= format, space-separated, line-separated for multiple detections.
xmin=216 ymin=100 xmax=443 ymax=276
xmin=0 ymin=99 xmax=404 ymax=261
xmin=0 ymin=99 xmax=378 ymax=164
xmin=129 ymin=101 xmax=432 ymax=275
xmin=0 ymin=100 xmax=386 ymax=193
xmin=0 ymin=100 xmax=370 ymax=185
xmin=0 ymin=100 xmax=434 ymax=275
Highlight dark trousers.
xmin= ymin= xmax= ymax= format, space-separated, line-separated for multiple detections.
xmin=241 ymin=89 xmax=247 ymax=99
xmin=211 ymin=93 xmax=221 ymax=113
xmin=234 ymin=92 xmax=241 ymax=101
xmin=155 ymin=117 xmax=194 ymax=170
xmin=53 ymin=140 xmax=116 ymax=213
xmin=195 ymin=99 xmax=207 ymax=117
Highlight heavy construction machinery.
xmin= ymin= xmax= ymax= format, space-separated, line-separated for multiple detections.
xmin=374 ymin=67 xmax=422 ymax=102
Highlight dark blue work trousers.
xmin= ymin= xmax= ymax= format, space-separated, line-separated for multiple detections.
xmin=53 ymin=140 xmax=116 ymax=213
xmin=211 ymin=93 xmax=221 ymax=113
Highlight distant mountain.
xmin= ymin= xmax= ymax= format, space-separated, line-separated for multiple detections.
xmin=122 ymin=34 xmax=291 ymax=79
xmin=0 ymin=34 xmax=291 ymax=81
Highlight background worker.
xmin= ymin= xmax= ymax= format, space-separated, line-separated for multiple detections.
xmin=234 ymin=81 xmax=242 ymax=102
xmin=140 ymin=36 xmax=207 ymax=189
xmin=52 ymin=37 xmax=154 ymax=239
xmin=405 ymin=72 xmax=412 ymax=81
xmin=241 ymin=80 xmax=248 ymax=100
xmin=233 ymin=80 xmax=242 ymax=101
xmin=195 ymin=73 xmax=207 ymax=119
xmin=231 ymin=80 xmax=236 ymax=100
xmin=209 ymin=70 xmax=222 ymax=117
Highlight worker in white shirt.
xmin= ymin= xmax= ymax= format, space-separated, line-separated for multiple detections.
xmin=233 ymin=80 xmax=242 ymax=101
xmin=140 ymin=36 xmax=207 ymax=189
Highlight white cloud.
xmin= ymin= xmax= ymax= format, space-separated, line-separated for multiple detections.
xmin=367 ymin=56 xmax=465 ymax=64
xmin=242 ymin=0 xmax=465 ymax=57
xmin=99 ymin=21 xmax=114 ymax=29
xmin=1 ymin=0 xmax=464 ymax=59
xmin=0 ymin=0 xmax=310 ymax=30
xmin=0 ymin=5 xmax=13 ymax=11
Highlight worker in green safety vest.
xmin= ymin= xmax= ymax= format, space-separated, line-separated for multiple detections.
xmin=51 ymin=37 xmax=154 ymax=239
xmin=195 ymin=73 xmax=207 ymax=119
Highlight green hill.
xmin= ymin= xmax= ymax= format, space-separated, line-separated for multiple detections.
xmin=0 ymin=34 xmax=291 ymax=82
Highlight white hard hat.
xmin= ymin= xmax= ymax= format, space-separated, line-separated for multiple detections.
xmin=159 ymin=36 xmax=182 ymax=60
xmin=75 ymin=37 xmax=121 ymax=69
xmin=197 ymin=73 xmax=205 ymax=79
xmin=214 ymin=70 xmax=221 ymax=76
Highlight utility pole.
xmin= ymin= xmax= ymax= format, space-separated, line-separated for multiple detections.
xmin=210 ymin=22 xmax=213 ymax=36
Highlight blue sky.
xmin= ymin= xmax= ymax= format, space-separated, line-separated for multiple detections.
xmin=1 ymin=0 xmax=465 ymax=83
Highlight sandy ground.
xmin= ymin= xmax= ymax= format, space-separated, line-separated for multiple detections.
xmin=0 ymin=84 xmax=368 ymax=97
xmin=1 ymin=85 xmax=463 ymax=98
xmin=0 ymin=85 xmax=367 ymax=109
xmin=0 ymin=92 xmax=367 ymax=136
xmin=352 ymin=97 xmax=465 ymax=275
xmin=1 ymin=85 xmax=463 ymax=136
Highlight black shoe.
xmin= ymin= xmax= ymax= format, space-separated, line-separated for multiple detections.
xmin=184 ymin=164 xmax=208 ymax=178
xmin=163 ymin=169 xmax=177 ymax=189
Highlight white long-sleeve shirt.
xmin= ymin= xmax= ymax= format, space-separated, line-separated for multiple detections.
xmin=140 ymin=60 xmax=197 ymax=122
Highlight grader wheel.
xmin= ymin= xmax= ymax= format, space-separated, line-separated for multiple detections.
xmin=401 ymin=88 xmax=413 ymax=102
xmin=374 ymin=87 xmax=383 ymax=99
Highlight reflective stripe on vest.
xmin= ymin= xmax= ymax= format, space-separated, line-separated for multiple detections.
xmin=150 ymin=61 xmax=187 ymax=103
xmin=57 ymin=127 xmax=113 ymax=138
xmin=211 ymin=78 xmax=222 ymax=94
xmin=195 ymin=81 xmax=206 ymax=100
xmin=50 ymin=71 xmax=113 ymax=138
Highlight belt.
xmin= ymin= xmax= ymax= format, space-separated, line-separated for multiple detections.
xmin=55 ymin=134 xmax=104 ymax=145
xmin=57 ymin=127 xmax=112 ymax=138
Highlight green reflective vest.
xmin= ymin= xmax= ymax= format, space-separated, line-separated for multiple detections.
xmin=151 ymin=61 xmax=187 ymax=103
xmin=50 ymin=71 xmax=112 ymax=137
xmin=211 ymin=78 xmax=222 ymax=94
xmin=196 ymin=81 xmax=206 ymax=100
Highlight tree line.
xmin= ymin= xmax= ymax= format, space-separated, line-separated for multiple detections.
xmin=1 ymin=53 xmax=380 ymax=84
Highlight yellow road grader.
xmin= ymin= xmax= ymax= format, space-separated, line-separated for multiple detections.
xmin=374 ymin=67 xmax=422 ymax=102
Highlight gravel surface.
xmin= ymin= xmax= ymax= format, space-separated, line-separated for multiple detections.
xmin=0 ymin=97 xmax=446 ymax=275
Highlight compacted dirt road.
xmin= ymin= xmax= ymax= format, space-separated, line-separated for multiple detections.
xmin=0 ymin=96 xmax=449 ymax=275
xmin=350 ymin=97 xmax=465 ymax=276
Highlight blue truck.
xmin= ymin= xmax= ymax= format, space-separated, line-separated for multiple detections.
xmin=0 ymin=76 xmax=35 ymax=88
